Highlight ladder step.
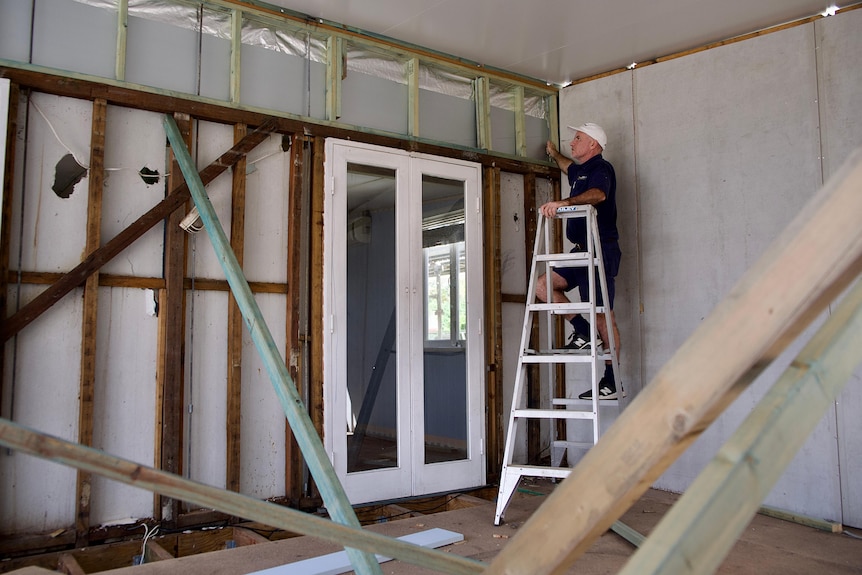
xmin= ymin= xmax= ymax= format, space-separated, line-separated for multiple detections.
xmin=552 ymin=397 xmax=620 ymax=406
xmin=522 ymin=349 xmax=613 ymax=361
xmin=535 ymin=254 xmax=597 ymax=268
xmin=553 ymin=440 xmax=595 ymax=450
xmin=502 ymin=464 xmax=571 ymax=480
xmin=527 ymin=302 xmax=598 ymax=314
xmin=521 ymin=353 xmax=597 ymax=363
xmin=513 ymin=408 xmax=596 ymax=420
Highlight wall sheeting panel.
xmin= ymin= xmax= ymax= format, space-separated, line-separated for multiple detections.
xmin=240 ymin=42 xmax=326 ymax=118
xmin=91 ymin=286 xmax=159 ymax=524
xmin=12 ymin=94 xmax=90 ymax=273
xmin=242 ymin=134 xmax=289 ymax=284
xmin=0 ymin=0 xmax=33 ymax=62
xmin=189 ymin=121 xmax=236 ymax=279
xmin=186 ymin=290 xmax=229 ymax=491
xmin=0 ymin=286 xmax=82 ymax=532
xmin=815 ymin=9 xmax=862 ymax=529
xmin=340 ymin=71 xmax=408 ymax=136
xmin=31 ymin=0 xmax=116 ymax=80
xmin=498 ymin=175 xmax=555 ymax=463
xmin=634 ymin=25 xmax=821 ymax=386
xmin=240 ymin=293 xmax=287 ymax=500
xmin=499 ymin=173 xmax=528 ymax=297
xmin=102 ymin=106 xmax=167 ymax=278
xmin=557 ymin=13 xmax=862 ymax=526
xmin=490 ymin=105 xmax=515 ymax=156
xmin=524 ymin=115 xmax=550 ymax=161
xmin=558 ymin=71 xmax=640 ymax=394
xmin=126 ymin=14 xmax=199 ymax=94
xmin=816 ymin=10 xmax=862 ymax=180
xmin=419 ymin=88 xmax=477 ymax=149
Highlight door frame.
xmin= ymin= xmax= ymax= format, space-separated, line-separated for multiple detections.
xmin=322 ymin=139 xmax=485 ymax=504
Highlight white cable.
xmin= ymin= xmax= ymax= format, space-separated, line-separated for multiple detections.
xmin=136 ymin=522 xmax=159 ymax=564
xmin=29 ymin=98 xmax=89 ymax=169
xmin=30 ymin=98 xmax=170 ymax=180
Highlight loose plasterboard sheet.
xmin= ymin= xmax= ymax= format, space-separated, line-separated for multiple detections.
xmin=248 ymin=528 xmax=464 ymax=575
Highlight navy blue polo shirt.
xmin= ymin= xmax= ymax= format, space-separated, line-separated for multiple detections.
xmin=565 ymin=154 xmax=618 ymax=247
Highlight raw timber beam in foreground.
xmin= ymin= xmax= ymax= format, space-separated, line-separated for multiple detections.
xmin=485 ymin=148 xmax=862 ymax=575
xmin=0 ymin=118 xmax=278 ymax=344
xmin=0 ymin=418 xmax=484 ymax=575
xmin=618 ymin=276 xmax=862 ymax=574
xmin=163 ymin=116 xmax=382 ymax=575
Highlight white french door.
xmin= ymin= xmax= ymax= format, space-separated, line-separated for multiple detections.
xmin=323 ymin=140 xmax=485 ymax=504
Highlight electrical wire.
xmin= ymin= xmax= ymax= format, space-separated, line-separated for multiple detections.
xmin=135 ymin=522 xmax=159 ymax=564
xmin=29 ymin=97 xmax=171 ymax=179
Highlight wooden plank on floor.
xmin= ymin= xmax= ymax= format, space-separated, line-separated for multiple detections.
xmin=483 ymin=149 xmax=862 ymax=575
xmin=247 ymin=528 xmax=464 ymax=575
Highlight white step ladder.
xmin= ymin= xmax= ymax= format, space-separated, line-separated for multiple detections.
xmin=494 ymin=205 xmax=622 ymax=525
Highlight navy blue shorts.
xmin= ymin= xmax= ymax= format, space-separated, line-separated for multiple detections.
xmin=555 ymin=242 xmax=621 ymax=309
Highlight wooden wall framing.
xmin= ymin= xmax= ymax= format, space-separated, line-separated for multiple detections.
xmin=0 ymin=67 xmax=553 ymax=555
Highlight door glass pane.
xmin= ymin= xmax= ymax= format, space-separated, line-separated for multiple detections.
xmin=345 ymin=163 xmax=398 ymax=473
xmin=422 ymin=174 xmax=468 ymax=463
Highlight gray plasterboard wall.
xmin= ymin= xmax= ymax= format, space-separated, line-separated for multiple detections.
xmin=557 ymin=9 xmax=862 ymax=527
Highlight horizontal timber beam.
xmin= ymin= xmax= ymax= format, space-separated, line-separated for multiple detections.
xmin=0 ymin=64 xmax=557 ymax=177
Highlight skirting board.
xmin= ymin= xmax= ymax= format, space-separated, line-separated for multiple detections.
xmin=248 ymin=528 xmax=465 ymax=575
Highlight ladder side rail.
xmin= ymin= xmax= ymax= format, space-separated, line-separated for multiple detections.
xmin=583 ymin=206 xmax=602 ymax=440
xmin=496 ymin=215 xmax=548 ymax=524
xmin=589 ymin=212 xmax=623 ymax=403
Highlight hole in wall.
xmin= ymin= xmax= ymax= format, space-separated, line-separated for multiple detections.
xmin=139 ymin=166 xmax=160 ymax=185
xmin=52 ymin=154 xmax=87 ymax=199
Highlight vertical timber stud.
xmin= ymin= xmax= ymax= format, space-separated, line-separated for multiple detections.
xmin=475 ymin=77 xmax=491 ymax=150
xmin=164 ymin=117 xmax=382 ymax=575
xmin=285 ymin=133 xmax=306 ymax=503
xmin=230 ymin=9 xmax=242 ymax=106
xmin=482 ymin=166 xmax=503 ymax=481
xmin=115 ymin=0 xmax=128 ymax=81
xmin=522 ymin=173 xmax=545 ymax=462
xmin=226 ymin=123 xmax=248 ymax=493
xmin=326 ymin=36 xmax=344 ymax=121
xmin=514 ymin=86 xmax=526 ymax=157
xmin=408 ymin=57 xmax=420 ymax=138
xmin=75 ymin=98 xmax=107 ymax=547
xmin=546 ymin=93 xmax=559 ymax=152
xmin=157 ymin=114 xmax=192 ymax=526
xmin=309 ymin=136 xmax=327 ymax=468
xmin=0 ymin=82 xmax=18 ymax=418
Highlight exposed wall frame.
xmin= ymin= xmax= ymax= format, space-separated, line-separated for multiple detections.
xmin=0 ymin=62 xmax=554 ymax=553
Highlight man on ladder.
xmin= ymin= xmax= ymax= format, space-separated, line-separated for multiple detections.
xmin=537 ymin=122 xmax=623 ymax=399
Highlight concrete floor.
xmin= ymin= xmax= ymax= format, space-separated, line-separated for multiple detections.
xmin=9 ymin=482 xmax=862 ymax=574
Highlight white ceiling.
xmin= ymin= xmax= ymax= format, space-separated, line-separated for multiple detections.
xmin=262 ymin=0 xmax=842 ymax=86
